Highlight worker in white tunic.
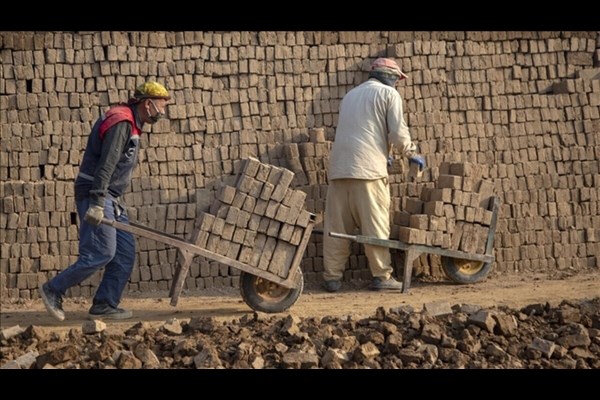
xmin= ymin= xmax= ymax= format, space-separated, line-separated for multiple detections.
xmin=323 ymin=58 xmax=425 ymax=292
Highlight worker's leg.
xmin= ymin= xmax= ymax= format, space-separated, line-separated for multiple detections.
xmin=47 ymin=197 xmax=117 ymax=295
xmin=92 ymin=201 xmax=136 ymax=308
xmin=323 ymin=179 xmax=356 ymax=281
xmin=352 ymin=178 xmax=393 ymax=280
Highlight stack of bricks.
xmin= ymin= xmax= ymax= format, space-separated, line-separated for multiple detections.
xmin=391 ymin=162 xmax=496 ymax=255
xmin=1 ymin=31 xmax=598 ymax=300
xmin=191 ymin=157 xmax=314 ymax=279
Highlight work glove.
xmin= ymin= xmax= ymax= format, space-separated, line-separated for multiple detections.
xmin=408 ymin=155 xmax=426 ymax=171
xmin=84 ymin=205 xmax=104 ymax=226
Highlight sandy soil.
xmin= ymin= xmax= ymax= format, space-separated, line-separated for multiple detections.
xmin=2 ymin=271 xmax=598 ymax=333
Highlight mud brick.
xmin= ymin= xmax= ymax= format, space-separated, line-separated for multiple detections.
xmin=268 ymin=240 xmax=297 ymax=278
xmin=430 ymin=188 xmax=452 ymax=202
xmin=217 ymin=185 xmax=236 ymax=204
xmin=429 ymin=215 xmax=447 ymax=231
xmin=232 ymin=228 xmax=246 ymax=244
xmin=477 ymin=180 xmax=495 ymax=209
xmin=286 ymin=158 xmax=304 ymax=173
xmin=310 ymin=127 xmax=326 ymax=142
xmin=283 ymin=188 xmax=307 ymax=208
xmin=476 ymin=225 xmax=488 ymax=254
xmin=279 ymin=223 xmax=295 ymax=242
xmin=238 ymin=246 xmax=253 ymax=264
xmin=255 ymin=163 xmax=272 ymax=182
xmin=230 ymin=192 xmax=247 ymax=209
xmin=222 ymin=242 xmax=239 ymax=260
xmin=420 ymin=187 xmax=434 ymax=202
xmin=281 ymin=189 xmax=294 ymax=206
xmin=450 ymin=162 xmax=480 ymax=177
xmin=249 ymin=234 xmax=267 ymax=267
xmin=225 ymin=206 xmax=240 ymax=225
xmin=432 ymin=231 xmax=445 ymax=247
xmin=241 ymin=157 xmax=261 ymax=178
xmin=283 ymin=201 xmax=304 ymax=225
xmin=249 ymin=180 xmax=264 ymax=198
xmin=267 ymin=166 xmax=284 ymax=184
xmin=459 ymin=224 xmax=478 ymax=253
xmin=265 ymin=200 xmax=280 ymax=219
xmin=236 ymin=210 xmax=251 ymax=228
xmin=210 ymin=203 xmax=229 ymax=219
xmin=405 ymin=198 xmax=423 ymax=214
xmin=450 ymin=189 xmax=464 ymax=206
xmin=455 ymin=206 xmax=465 ymax=221
xmin=248 ymin=214 xmax=261 ymax=231
xmin=462 ymin=177 xmax=477 ymax=192
xmin=271 ymin=171 xmax=295 ymax=202
xmin=197 ymin=213 xmax=216 ymax=233
xmin=451 ymin=222 xmax=465 ymax=250
xmin=216 ymin=238 xmax=230 ymax=256
xmin=296 ymin=210 xmax=313 ymax=228
xmin=260 ymin=182 xmax=274 ymax=200
xmin=465 ymin=207 xmax=476 ymax=222
xmin=297 ymin=143 xmax=315 ymax=158
xmin=267 ymin=219 xmax=281 ymax=237
xmin=274 ymin=204 xmax=290 ymax=222
xmin=290 ymin=226 xmax=304 ymax=246
xmin=236 ymin=175 xmax=255 ymax=194
xmin=469 ymin=193 xmax=480 ymax=207
xmin=425 ymin=231 xmax=434 ymax=246
xmin=441 ymin=233 xmax=451 ymax=248
xmin=206 ymin=234 xmax=219 ymax=252
xmin=443 ymin=204 xmax=455 ymax=219
xmin=393 ymin=211 xmax=411 ymax=226
xmin=424 ymin=201 xmax=445 ymax=217
xmin=481 ymin=210 xmax=493 ymax=226
xmin=398 ymin=226 xmax=427 ymax=244
xmin=438 ymin=174 xmax=463 ymax=189
xmin=221 ymin=223 xmax=235 ymax=241
xmin=258 ymin=217 xmax=270 ymax=234
xmin=212 ymin=217 xmax=225 ymax=236
xmin=410 ymin=214 xmax=429 ymax=230
xmin=241 ymin=195 xmax=256 ymax=213
xmin=254 ymin=199 xmax=268 ymax=216
xmin=439 ymin=162 xmax=451 ymax=175
xmin=258 ymin=237 xmax=277 ymax=271
xmin=474 ymin=207 xmax=484 ymax=224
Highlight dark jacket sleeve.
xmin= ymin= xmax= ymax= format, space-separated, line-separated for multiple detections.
xmin=88 ymin=121 xmax=132 ymax=207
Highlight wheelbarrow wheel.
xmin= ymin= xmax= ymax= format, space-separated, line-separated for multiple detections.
xmin=239 ymin=270 xmax=303 ymax=313
xmin=441 ymin=256 xmax=493 ymax=284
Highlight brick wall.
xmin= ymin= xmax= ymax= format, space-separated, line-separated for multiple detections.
xmin=1 ymin=31 xmax=598 ymax=300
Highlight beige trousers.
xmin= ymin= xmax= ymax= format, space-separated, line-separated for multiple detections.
xmin=323 ymin=178 xmax=393 ymax=281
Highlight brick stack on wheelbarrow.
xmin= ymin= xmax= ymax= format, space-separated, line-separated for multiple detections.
xmin=391 ymin=161 xmax=496 ymax=255
xmin=191 ymin=157 xmax=314 ymax=279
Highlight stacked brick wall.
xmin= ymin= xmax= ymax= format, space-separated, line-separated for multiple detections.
xmin=1 ymin=31 xmax=598 ymax=300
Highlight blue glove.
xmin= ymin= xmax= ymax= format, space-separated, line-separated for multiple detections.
xmin=408 ymin=155 xmax=426 ymax=170
xmin=387 ymin=156 xmax=393 ymax=168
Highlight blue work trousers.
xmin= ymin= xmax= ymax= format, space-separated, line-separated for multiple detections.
xmin=47 ymin=196 xmax=135 ymax=308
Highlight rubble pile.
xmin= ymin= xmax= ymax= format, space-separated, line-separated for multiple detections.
xmin=2 ymin=298 xmax=598 ymax=369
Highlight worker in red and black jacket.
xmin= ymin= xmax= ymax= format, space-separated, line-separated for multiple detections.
xmin=40 ymin=82 xmax=171 ymax=321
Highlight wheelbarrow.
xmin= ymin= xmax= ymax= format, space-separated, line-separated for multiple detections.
xmin=101 ymin=212 xmax=315 ymax=313
xmin=329 ymin=196 xmax=500 ymax=292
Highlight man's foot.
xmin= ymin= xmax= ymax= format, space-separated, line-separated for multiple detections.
xmin=39 ymin=283 xmax=65 ymax=321
xmin=88 ymin=303 xmax=133 ymax=320
xmin=370 ymin=277 xmax=403 ymax=291
xmin=323 ymin=280 xmax=342 ymax=293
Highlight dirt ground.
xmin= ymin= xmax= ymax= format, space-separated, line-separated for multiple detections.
xmin=2 ymin=271 xmax=599 ymax=332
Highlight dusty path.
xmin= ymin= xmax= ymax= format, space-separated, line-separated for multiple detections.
xmin=2 ymin=271 xmax=598 ymax=333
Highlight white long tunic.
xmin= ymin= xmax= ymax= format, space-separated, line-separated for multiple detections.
xmin=328 ymin=78 xmax=416 ymax=181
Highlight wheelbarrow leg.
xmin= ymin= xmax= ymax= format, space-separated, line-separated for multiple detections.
xmin=170 ymin=249 xmax=193 ymax=306
xmin=402 ymin=248 xmax=420 ymax=293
